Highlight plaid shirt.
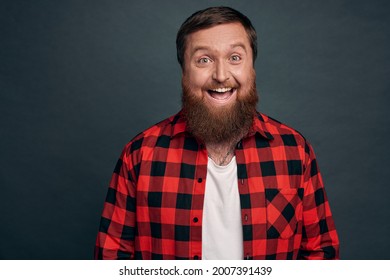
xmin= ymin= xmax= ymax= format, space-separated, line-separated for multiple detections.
xmin=95 ymin=111 xmax=339 ymax=260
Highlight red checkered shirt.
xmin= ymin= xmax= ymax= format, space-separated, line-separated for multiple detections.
xmin=95 ymin=111 xmax=339 ymax=259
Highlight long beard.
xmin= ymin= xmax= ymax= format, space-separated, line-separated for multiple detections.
xmin=181 ymin=74 xmax=258 ymax=145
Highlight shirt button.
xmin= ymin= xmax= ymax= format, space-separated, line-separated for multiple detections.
xmin=194 ymin=255 xmax=199 ymax=260
xmin=197 ymin=178 xmax=202 ymax=183
xmin=193 ymin=217 xmax=198 ymax=223
xmin=244 ymin=214 xmax=248 ymax=222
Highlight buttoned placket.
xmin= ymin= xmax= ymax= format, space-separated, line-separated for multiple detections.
xmin=189 ymin=143 xmax=208 ymax=260
xmin=235 ymin=140 xmax=253 ymax=259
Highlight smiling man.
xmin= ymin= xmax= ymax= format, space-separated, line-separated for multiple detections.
xmin=95 ymin=6 xmax=339 ymax=260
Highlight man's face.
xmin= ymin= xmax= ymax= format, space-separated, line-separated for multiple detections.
xmin=183 ymin=22 xmax=255 ymax=110
xmin=181 ymin=22 xmax=258 ymax=144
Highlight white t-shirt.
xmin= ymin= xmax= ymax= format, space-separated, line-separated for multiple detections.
xmin=202 ymin=156 xmax=243 ymax=260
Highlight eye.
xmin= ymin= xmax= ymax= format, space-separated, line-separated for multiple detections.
xmin=230 ymin=55 xmax=241 ymax=62
xmin=197 ymin=57 xmax=211 ymax=64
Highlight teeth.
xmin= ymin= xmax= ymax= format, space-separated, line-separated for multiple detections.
xmin=211 ymin=87 xmax=232 ymax=93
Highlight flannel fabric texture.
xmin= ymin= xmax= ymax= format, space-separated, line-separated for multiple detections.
xmin=95 ymin=111 xmax=339 ymax=259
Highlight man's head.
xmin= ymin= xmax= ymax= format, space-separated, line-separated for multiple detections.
xmin=178 ymin=7 xmax=259 ymax=144
xmin=176 ymin=6 xmax=257 ymax=69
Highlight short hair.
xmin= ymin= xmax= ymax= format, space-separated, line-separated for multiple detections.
xmin=176 ymin=6 xmax=258 ymax=69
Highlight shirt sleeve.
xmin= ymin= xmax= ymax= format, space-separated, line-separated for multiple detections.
xmin=94 ymin=146 xmax=137 ymax=259
xmin=298 ymin=142 xmax=340 ymax=259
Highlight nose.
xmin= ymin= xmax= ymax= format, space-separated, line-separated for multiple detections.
xmin=212 ymin=61 xmax=230 ymax=83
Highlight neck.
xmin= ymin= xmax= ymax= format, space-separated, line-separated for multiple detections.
xmin=204 ymin=128 xmax=250 ymax=166
xmin=206 ymin=140 xmax=238 ymax=166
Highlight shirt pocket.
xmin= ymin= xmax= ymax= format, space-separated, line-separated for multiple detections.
xmin=265 ymin=188 xmax=303 ymax=239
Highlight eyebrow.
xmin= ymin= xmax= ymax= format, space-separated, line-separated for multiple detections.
xmin=230 ymin=43 xmax=247 ymax=51
xmin=191 ymin=43 xmax=247 ymax=54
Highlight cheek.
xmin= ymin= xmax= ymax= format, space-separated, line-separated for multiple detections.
xmin=234 ymin=67 xmax=255 ymax=88
xmin=185 ymin=70 xmax=210 ymax=90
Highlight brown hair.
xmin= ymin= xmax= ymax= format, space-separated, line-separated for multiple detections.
xmin=176 ymin=6 xmax=258 ymax=69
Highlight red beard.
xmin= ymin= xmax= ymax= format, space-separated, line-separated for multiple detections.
xmin=181 ymin=74 xmax=258 ymax=144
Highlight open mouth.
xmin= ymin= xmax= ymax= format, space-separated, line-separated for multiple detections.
xmin=206 ymin=87 xmax=236 ymax=103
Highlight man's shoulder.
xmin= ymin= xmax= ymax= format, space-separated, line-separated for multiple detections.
xmin=122 ymin=112 xmax=183 ymax=153
xmin=137 ymin=113 xmax=180 ymax=137
xmin=256 ymin=112 xmax=308 ymax=147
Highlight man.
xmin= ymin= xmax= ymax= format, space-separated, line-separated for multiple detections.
xmin=95 ymin=6 xmax=339 ymax=260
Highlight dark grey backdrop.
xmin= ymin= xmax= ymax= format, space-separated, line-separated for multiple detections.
xmin=1 ymin=0 xmax=389 ymax=260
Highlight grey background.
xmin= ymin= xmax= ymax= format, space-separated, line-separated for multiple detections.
xmin=1 ymin=0 xmax=389 ymax=259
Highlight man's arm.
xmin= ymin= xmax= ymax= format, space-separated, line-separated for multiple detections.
xmin=94 ymin=148 xmax=136 ymax=259
xmin=298 ymin=142 xmax=340 ymax=259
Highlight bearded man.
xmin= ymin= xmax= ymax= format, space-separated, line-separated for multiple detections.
xmin=94 ymin=6 xmax=339 ymax=260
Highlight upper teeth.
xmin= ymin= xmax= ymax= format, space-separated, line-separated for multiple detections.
xmin=212 ymin=87 xmax=232 ymax=93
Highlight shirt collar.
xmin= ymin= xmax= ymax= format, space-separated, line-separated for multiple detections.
xmin=250 ymin=112 xmax=274 ymax=141
xmin=170 ymin=110 xmax=274 ymax=141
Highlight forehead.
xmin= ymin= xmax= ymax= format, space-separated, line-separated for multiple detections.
xmin=186 ymin=22 xmax=250 ymax=52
